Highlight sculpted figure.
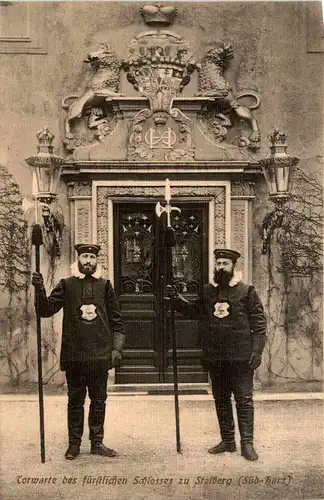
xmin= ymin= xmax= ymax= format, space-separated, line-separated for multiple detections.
xmin=63 ymin=43 xmax=123 ymax=138
xmin=197 ymin=43 xmax=260 ymax=149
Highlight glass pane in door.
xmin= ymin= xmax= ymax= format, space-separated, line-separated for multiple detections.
xmin=119 ymin=211 xmax=155 ymax=294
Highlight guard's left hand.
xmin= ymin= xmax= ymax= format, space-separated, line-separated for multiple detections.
xmin=249 ymin=352 xmax=262 ymax=370
xmin=112 ymin=349 xmax=122 ymax=368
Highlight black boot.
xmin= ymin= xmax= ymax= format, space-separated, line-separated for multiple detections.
xmin=208 ymin=441 xmax=236 ymax=454
xmin=89 ymin=399 xmax=116 ymax=457
xmin=90 ymin=442 xmax=117 ymax=457
xmin=88 ymin=399 xmax=106 ymax=444
xmin=67 ymin=402 xmax=84 ymax=451
xmin=236 ymin=395 xmax=258 ymax=461
xmin=65 ymin=444 xmax=80 ymax=460
xmin=210 ymin=397 xmax=236 ymax=453
xmin=241 ymin=443 xmax=258 ymax=461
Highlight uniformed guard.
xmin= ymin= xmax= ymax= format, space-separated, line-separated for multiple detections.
xmin=32 ymin=243 xmax=125 ymax=460
xmin=166 ymin=248 xmax=267 ymax=461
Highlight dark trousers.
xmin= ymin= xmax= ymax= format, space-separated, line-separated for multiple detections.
xmin=209 ymin=361 xmax=254 ymax=445
xmin=65 ymin=361 xmax=109 ymax=446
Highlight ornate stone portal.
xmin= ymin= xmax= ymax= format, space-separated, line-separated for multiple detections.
xmin=62 ymin=4 xmax=261 ymax=162
xmin=96 ymin=184 xmax=226 ymax=275
xmin=61 ymin=3 xmax=260 ymax=287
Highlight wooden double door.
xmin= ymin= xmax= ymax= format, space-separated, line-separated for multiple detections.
xmin=113 ymin=201 xmax=208 ymax=384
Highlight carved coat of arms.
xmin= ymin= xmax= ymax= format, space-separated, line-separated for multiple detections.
xmin=61 ymin=3 xmax=261 ymax=160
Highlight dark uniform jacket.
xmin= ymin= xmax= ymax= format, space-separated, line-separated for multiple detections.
xmin=37 ymin=274 xmax=125 ymax=371
xmin=172 ymin=276 xmax=267 ymax=367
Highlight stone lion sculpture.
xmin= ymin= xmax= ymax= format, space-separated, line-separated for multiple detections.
xmin=63 ymin=43 xmax=123 ymax=138
xmin=196 ymin=43 xmax=260 ymax=149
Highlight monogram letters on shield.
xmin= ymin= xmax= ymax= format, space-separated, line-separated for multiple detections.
xmin=145 ymin=127 xmax=177 ymax=149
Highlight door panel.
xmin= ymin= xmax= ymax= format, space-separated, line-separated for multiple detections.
xmin=114 ymin=202 xmax=208 ymax=384
xmin=114 ymin=206 xmax=160 ymax=382
xmin=165 ymin=208 xmax=208 ymax=382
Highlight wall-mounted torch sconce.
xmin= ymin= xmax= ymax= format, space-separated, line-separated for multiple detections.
xmin=259 ymin=130 xmax=299 ymax=255
xmin=25 ymin=128 xmax=64 ymax=258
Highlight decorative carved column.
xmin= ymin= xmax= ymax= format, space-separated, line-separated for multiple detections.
xmin=68 ymin=181 xmax=92 ymax=260
xmin=231 ymin=181 xmax=255 ymax=283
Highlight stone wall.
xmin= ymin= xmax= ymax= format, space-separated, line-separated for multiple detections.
xmin=0 ymin=1 xmax=322 ymax=389
xmin=1 ymin=2 xmax=323 ymax=189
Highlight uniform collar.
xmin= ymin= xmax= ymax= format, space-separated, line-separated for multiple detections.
xmin=70 ymin=261 xmax=102 ymax=280
xmin=211 ymin=270 xmax=243 ymax=288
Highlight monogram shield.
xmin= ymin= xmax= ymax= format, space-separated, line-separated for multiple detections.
xmin=80 ymin=304 xmax=97 ymax=321
xmin=213 ymin=301 xmax=230 ymax=319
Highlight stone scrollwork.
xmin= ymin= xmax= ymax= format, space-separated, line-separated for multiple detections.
xmin=164 ymin=148 xmax=194 ymax=162
xmin=68 ymin=181 xmax=92 ymax=197
xmin=199 ymin=108 xmax=232 ymax=143
xmin=196 ymin=43 xmax=261 ymax=151
xmin=231 ymin=181 xmax=255 ymax=197
xmin=62 ymin=43 xmax=122 ymax=152
xmin=170 ymin=108 xmax=192 ymax=147
xmin=127 ymin=108 xmax=155 ymax=161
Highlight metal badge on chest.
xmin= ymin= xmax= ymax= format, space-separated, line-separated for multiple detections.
xmin=78 ymin=279 xmax=98 ymax=322
xmin=80 ymin=304 xmax=97 ymax=321
xmin=213 ymin=301 xmax=230 ymax=318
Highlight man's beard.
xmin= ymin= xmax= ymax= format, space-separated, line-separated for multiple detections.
xmin=214 ymin=268 xmax=234 ymax=287
xmin=78 ymin=262 xmax=97 ymax=276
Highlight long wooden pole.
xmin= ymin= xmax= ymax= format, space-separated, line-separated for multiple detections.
xmin=32 ymin=224 xmax=45 ymax=463
xmin=164 ymin=226 xmax=181 ymax=453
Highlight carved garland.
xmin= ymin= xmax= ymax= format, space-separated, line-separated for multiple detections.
xmin=75 ymin=202 xmax=91 ymax=245
xmin=231 ymin=181 xmax=255 ymax=197
xmin=68 ymin=181 xmax=92 ymax=197
xmin=231 ymin=200 xmax=247 ymax=277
